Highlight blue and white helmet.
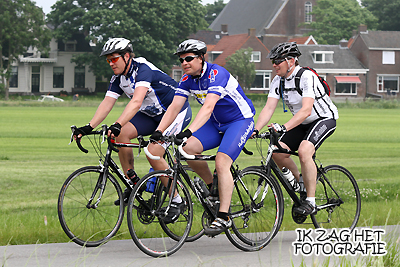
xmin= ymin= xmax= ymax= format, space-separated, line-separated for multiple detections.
xmin=100 ymin=38 xmax=133 ymax=57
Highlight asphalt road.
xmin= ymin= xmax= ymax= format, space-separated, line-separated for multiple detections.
xmin=1 ymin=226 xmax=398 ymax=267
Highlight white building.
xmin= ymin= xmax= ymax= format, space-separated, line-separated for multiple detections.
xmin=9 ymin=33 xmax=96 ymax=95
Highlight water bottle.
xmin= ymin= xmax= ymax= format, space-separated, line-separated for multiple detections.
xmin=282 ymin=167 xmax=300 ymax=192
xmin=193 ymin=176 xmax=210 ymax=198
xmin=145 ymin=167 xmax=157 ymax=193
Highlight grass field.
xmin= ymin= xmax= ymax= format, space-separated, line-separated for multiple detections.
xmin=0 ymin=98 xmax=399 ymax=246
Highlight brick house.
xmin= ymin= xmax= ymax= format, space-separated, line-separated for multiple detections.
xmin=297 ymin=43 xmax=368 ymax=99
xmin=349 ymin=25 xmax=400 ymax=98
xmin=209 ymin=0 xmax=316 ymax=49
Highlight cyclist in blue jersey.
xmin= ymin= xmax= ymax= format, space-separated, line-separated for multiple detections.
xmin=148 ymin=39 xmax=255 ymax=235
xmin=74 ymin=38 xmax=192 ymax=205
xmin=253 ymin=42 xmax=338 ymax=216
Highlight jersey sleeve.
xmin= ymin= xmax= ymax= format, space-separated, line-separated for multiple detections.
xmin=135 ymin=64 xmax=153 ymax=89
xmin=207 ymin=65 xmax=229 ymax=96
xmin=299 ymin=71 xmax=318 ymax=99
xmin=175 ymin=74 xmax=191 ymax=98
xmin=105 ymin=75 xmax=123 ymax=99
xmin=268 ymin=76 xmax=281 ymax=99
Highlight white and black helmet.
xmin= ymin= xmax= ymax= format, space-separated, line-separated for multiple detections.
xmin=267 ymin=42 xmax=301 ymax=60
xmin=175 ymin=39 xmax=207 ymax=56
xmin=100 ymin=38 xmax=133 ymax=57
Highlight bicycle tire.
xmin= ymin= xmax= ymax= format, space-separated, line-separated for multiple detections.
xmin=58 ymin=166 xmax=124 ymax=247
xmin=225 ymin=167 xmax=284 ymax=251
xmin=311 ymin=165 xmax=361 ymax=231
xmin=126 ymin=170 xmax=193 ymax=257
xmin=157 ymin=170 xmax=205 ymax=242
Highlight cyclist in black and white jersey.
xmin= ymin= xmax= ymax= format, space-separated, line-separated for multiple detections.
xmin=253 ymin=42 xmax=339 ymax=216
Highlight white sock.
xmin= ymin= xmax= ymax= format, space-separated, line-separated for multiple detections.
xmin=172 ymin=194 xmax=182 ymax=204
xmin=306 ymin=197 xmax=316 ymax=206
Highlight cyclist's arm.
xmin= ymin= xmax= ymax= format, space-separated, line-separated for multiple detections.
xmin=114 ymin=86 xmax=147 ymax=127
xmin=89 ymin=96 xmax=117 ymax=128
xmin=283 ymin=97 xmax=314 ymax=131
xmin=186 ymin=93 xmax=219 ymax=133
xmin=156 ymin=95 xmax=187 ymax=133
xmin=254 ymin=97 xmax=279 ymax=132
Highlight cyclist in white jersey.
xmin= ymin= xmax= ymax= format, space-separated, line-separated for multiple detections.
xmin=148 ymin=39 xmax=255 ymax=235
xmin=253 ymin=42 xmax=339 ymax=216
xmin=74 ymin=38 xmax=192 ymax=205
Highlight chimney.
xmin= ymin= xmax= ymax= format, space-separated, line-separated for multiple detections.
xmin=248 ymin=28 xmax=256 ymax=37
xmin=339 ymin=39 xmax=348 ymax=48
xmin=221 ymin=24 xmax=228 ymax=34
xmin=358 ymin=24 xmax=368 ymax=33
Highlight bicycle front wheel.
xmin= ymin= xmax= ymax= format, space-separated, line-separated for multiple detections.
xmin=58 ymin=166 xmax=124 ymax=247
xmin=225 ymin=167 xmax=284 ymax=251
xmin=127 ymin=170 xmax=193 ymax=257
xmin=311 ymin=165 xmax=361 ymax=231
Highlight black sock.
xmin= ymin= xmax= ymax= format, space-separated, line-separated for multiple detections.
xmin=217 ymin=211 xmax=229 ymax=221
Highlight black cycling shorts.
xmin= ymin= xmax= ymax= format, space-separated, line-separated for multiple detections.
xmin=279 ymin=118 xmax=336 ymax=151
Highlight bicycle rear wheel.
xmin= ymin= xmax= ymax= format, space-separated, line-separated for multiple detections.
xmin=58 ymin=166 xmax=124 ymax=247
xmin=127 ymin=170 xmax=193 ymax=257
xmin=225 ymin=167 xmax=284 ymax=251
xmin=311 ymin=165 xmax=361 ymax=231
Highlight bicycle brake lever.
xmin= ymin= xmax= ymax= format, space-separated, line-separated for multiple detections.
xmin=101 ymin=124 xmax=107 ymax=144
xmin=69 ymin=125 xmax=77 ymax=145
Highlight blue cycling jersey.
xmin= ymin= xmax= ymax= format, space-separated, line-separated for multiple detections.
xmin=175 ymin=61 xmax=255 ymax=126
xmin=106 ymin=57 xmax=177 ymax=117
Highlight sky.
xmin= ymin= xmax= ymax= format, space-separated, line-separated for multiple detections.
xmin=35 ymin=0 xmax=230 ymax=14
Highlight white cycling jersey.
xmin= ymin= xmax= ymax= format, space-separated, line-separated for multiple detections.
xmin=268 ymin=65 xmax=339 ymax=124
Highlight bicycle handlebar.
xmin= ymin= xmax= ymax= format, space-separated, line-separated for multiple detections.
xmin=255 ymin=127 xmax=291 ymax=154
xmin=70 ymin=124 xmax=120 ymax=154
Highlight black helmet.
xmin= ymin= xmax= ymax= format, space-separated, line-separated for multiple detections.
xmin=100 ymin=38 xmax=133 ymax=57
xmin=175 ymin=39 xmax=207 ymax=56
xmin=267 ymin=42 xmax=301 ymax=59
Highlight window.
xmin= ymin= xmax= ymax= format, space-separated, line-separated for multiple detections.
xmin=382 ymin=51 xmax=395 ymax=64
xmin=311 ymin=51 xmax=334 ymax=63
xmin=53 ymin=67 xmax=64 ymax=88
xmin=250 ymin=51 xmax=261 ymax=62
xmin=335 ymin=83 xmax=357 ymax=95
xmin=377 ymin=75 xmax=399 ymax=93
xmin=209 ymin=51 xmax=222 ymax=63
xmin=9 ymin=66 xmax=18 ymax=88
xmin=305 ymin=2 xmax=312 ymax=23
xmin=65 ymin=41 xmax=77 ymax=52
xmin=74 ymin=67 xmax=85 ymax=88
xmin=251 ymin=71 xmax=271 ymax=90
xmin=173 ymin=69 xmax=183 ymax=82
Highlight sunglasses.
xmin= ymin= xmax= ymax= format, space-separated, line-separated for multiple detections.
xmin=271 ymin=58 xmax=286 ymax=65
xmin=179 ymin=55 xmax=199 ymax=63
xmin=106 ymin=55 xmax=122 ymax=64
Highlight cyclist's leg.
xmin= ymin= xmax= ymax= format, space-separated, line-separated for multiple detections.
xmin=301 ymin=118 xmax=336 ymax=197
xmin=116 ymin=122 xmax=139 ymax=176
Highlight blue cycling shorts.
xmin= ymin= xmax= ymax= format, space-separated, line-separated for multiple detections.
xmin=193 ymin=118 xmax=254 ymax=161
xmin=130 ymin=100 xmax=192 ymax=136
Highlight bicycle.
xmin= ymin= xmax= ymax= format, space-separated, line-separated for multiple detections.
xmin=58 ymin=125 xmax=149 ymax=247
xmin=126 ymin=135 xmax=283 ymax=257
xmin=252 ymin=127 xmax=361 ymax=231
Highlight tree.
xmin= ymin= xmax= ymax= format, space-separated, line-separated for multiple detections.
xmin=362 ymin=0 xmax=400 ymax=31
xmin=0 ymin=0 xmax=51 ymax=100
xmin=204 ymin=0 xmax=226 ymax=26
xmin=307 ymin=0 xmax=377 ymax=44
xmin=47 ymin=0 xmax=208 ymax=79
xmin=225 ymin=48 xmax=255 ymax=91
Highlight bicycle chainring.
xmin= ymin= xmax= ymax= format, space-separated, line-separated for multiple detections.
xmin=291 ymin=204 xmax=308 ymax=224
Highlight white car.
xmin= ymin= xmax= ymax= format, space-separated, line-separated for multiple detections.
xmin=37 ymin=95 xmax=64 ymax=102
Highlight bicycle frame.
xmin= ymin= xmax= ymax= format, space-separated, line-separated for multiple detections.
xmin=257 ymin=129 xmax=344 ymax=213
